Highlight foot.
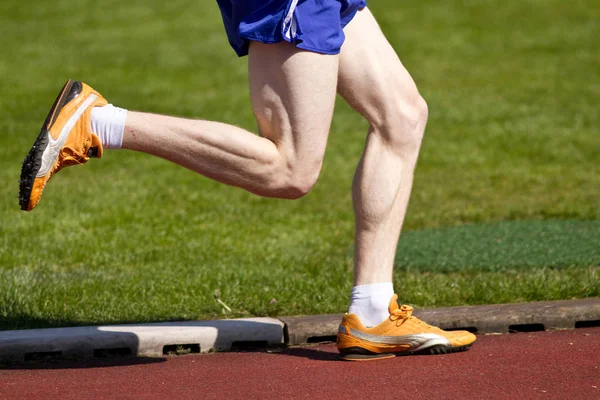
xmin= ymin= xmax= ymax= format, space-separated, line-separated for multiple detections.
xmin=19 ymin=80 xmax=107 ymax=211
xmin=337 ymin=294 xmax=476 ymax=361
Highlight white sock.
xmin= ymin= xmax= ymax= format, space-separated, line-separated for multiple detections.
xmin=90 ymin=104 xmax=128 ymax=149
xmin=348 ymin=282 xmax=394 ymax=327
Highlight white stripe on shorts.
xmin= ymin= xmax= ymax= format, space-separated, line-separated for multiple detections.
xmin=283 ymin=0 xmax=299 ymax=40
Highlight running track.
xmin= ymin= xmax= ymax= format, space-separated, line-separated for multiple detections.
xmin=2 ymin=328 xmax=599 ymax=399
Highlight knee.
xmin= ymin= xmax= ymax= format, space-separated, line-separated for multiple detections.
xmin=278 ymin=161 xmax=322 ymax=199
xmin=372 ymin=94 xmax=429 ymax=152
xmin=262 ymin=157 xmax=322 ymax=200
xmin=413 ymin=95 xmax=429 ymax=128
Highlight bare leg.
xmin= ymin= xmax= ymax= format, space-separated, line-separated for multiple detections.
xmin=338 ymin=8 xmax=429 ymax=286
xmin=122 ymin=41 xmax=338 ymax=199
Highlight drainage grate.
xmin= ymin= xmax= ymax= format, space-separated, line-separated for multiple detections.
xmin=508 ymin=323 xmax=545 ymax=333
xmin=306 ymin=335 xmax=337 ymax=344
xmin=231 ymin=341 xmax=269 ymax=351
xmin=445 ymin=327 xmax=478 ymax=334
xmin=93 ymin=348 xmax=133 ymax=358
xmin=575 ymin=320 xmax=600 ymax=329
xmin=162 ymin=344 xmax=201 ymax=355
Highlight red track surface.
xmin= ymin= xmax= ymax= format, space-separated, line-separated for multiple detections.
xmin=2 ymin=328 xmax=599 ymax=400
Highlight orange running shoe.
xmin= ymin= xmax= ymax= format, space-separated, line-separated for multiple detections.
xmin=337 ymin=295 xmax=476 ymax=361
xmin=19 ymin=80 xmax=107 ymax=211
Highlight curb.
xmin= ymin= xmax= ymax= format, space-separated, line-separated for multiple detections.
xmin=282 ymin=298 xmax=600 ymax=344
xmin=1 ymin=298 xmax=598 ymax=363
xmin=0 ymin=318 xmax=284 ymax=363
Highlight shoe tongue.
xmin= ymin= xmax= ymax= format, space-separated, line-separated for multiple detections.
xmin=388 ymin=294 xmax=400 ymax=313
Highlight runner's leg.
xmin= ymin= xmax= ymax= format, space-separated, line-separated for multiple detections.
xmin=335 ymin=15 xmax=477 ymax=347
xmin=338 ymin=8 xmax=428 ymax=288
xmin=122 ymin=41 xmax=338 ymax=199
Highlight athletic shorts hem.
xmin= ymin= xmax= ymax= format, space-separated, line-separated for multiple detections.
xmin=240 ymin=35 xmax=342 ymax=56
xmin=217 ymin=0 xmax=367 ymax=57
xmin=295 ymin=43 xmax=341 ymax=55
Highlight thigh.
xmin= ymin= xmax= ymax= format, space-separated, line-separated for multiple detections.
xmin=248 ymin=41 xmax=339 ymax=171
xmin=337 ymin=7 xmax=423 ymax=127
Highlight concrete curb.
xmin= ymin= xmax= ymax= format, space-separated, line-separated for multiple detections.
xmin=0 ymin=318 xmax=284 ymax=363
xmin=1 ymin=298 xmax=598 ymax=362
xmin=282 ymin=298 xmax=600 ymax=344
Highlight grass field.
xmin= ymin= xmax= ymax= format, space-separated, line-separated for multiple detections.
xmin=0 ymin=0 xmax=598 ymax=330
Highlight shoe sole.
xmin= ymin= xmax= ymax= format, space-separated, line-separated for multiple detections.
xmin=19 ymin=80 xmax=81 ymax=210
xmin=338 ymin=341 xmax=475 ymax=361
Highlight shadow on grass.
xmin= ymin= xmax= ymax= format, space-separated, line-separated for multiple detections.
xmin=0 ymin=314 xmax=102 ymax=332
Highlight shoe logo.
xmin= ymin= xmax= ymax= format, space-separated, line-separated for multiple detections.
xmin=37 ymin=94 xmax=98 ymax=177
xmin=347 ymin=327 xmax=451 ymax=350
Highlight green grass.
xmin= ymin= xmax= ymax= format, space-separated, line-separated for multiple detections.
xmin=0 ymin=0 xmax=598 ymax=330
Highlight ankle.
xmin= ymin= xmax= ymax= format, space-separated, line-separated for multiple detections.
xmin=348 ymin=282 xmax=394 ymax=327
xmin=90 ymin=104 xmax=128 ymax=149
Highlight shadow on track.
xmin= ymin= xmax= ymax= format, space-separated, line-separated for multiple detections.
xmin=1 ymin=356 xmax=166 ymax=370
xmin=274 ymin=345 xmax=341 ymax=362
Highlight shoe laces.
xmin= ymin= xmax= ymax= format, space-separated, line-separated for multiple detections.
xmin=390 ymin=304 xmax=437 ymax=330
xmin=390 ymin=304 xmax=414 ymax=324
xmin=391 ymin=304 xmax=413 ymax=318
xmin=52 ymin=146 xmax=88 ymax=174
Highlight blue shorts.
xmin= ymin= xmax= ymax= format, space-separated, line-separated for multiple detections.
xmin=216 ymin=0 xmax=367 ymax=57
